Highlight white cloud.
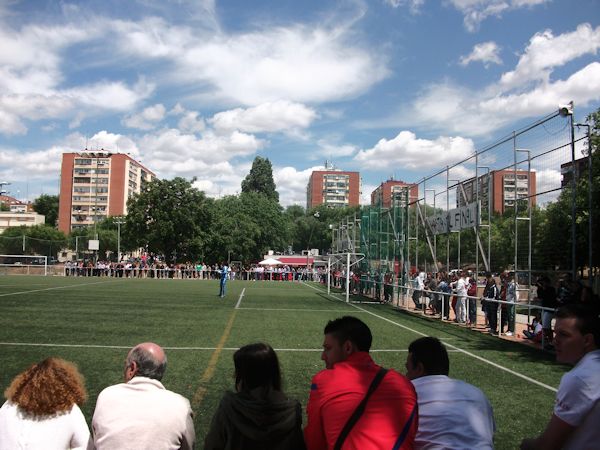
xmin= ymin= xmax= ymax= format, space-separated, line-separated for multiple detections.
xmin=460 ymin=41 xmax=502 ymax=67
xmin=0 ymin=19 xmax=153 ymax=135
xmin=274 ymin=165 xmax=323 ymax=207
xmin=178 ymin=111 xmax=205 ymax=134
xmin=122 ymin=104 xmax=166 ymax=130
xmin=448 ymin=0 xmax=551 ymax=32
xmin=500 ymin=23 xmax=600 ymax=89
xmin=399 ymin=25 xmax=600 ymax=137
xmin=210 ymin=101 xmax=317 ymax=134
xmin=361 ymin=182 xmax=377 ymax=205
xmin=384 ymin=0 xmax=424 ymax=13
xmin=354 ymin=131 xmax=475 ymax=170
xmin=113 ymin=17 xmax=389 ymax=105
xmin=137 ymin=128 xmax=265 ymax=179
xmin=86 ymin=131 xmax=140 ymax=156
xmin=315 ymin=139 xmax=358 ymax=159
xmin=479 ymin=62 xmax=600 ymax=119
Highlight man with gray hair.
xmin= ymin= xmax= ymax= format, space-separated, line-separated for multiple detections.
xmin=91 ymin=342 xmax=195 ymax=449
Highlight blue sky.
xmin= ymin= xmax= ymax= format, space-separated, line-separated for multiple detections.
xmin=1 ymin=0 xmax=599 ymax=206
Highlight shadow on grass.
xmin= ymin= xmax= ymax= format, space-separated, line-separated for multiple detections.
xmin=359 ymin=303 xmax=563 ymax=370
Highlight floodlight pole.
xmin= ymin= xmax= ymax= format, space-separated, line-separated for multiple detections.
xmin=574 ymin=122 xmax=592 ymax=286
xmin=114 ymin=216 xmax=126 ymax=262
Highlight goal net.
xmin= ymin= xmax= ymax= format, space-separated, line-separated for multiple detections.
xmin=0 ymin=255 xmax=48 ymax=276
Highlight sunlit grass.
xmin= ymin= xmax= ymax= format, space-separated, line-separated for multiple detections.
xmin=0 ymin=275 xmax=566 ymax=449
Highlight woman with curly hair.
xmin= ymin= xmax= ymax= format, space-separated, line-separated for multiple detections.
xmin=0 ymin=357 xmax=90 ymax=449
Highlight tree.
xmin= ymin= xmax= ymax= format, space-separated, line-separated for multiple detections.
xmin=32 ymin=194 xmax=59 ymax=227
xmin=0 ymin=225 xmax=67 ymax=257
xmin=208 ymin=195 xmax=263 ymax=263
xmin=533 ymin=106 xmax=600 ymax=273
xmin=124 ymin=178 xmax=213 ymax=263
xmin=238 ymin=191 xmax=288 ymax=259
xmin=241 ymin=156 xmax=279 ymax=202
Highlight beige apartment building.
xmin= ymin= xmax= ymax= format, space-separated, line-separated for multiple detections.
xmin=58 ymin=152 xmax=155 ymax=234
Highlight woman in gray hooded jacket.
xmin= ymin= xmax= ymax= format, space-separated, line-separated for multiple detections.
xmin=204 ymin=342 xmax=306 ymax=450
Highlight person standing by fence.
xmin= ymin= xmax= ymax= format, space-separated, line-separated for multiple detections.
xmin=451 ymin=271 xmax=468 ymax=324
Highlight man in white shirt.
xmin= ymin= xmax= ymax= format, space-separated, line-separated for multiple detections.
xmin=520 ymin=304 xmax=600 ymax=450
xmin=91 ymin=342 xmax=195 ymax=450
xmin=451 ymin=271 xmax=468 ymax=323
xmin=405 ymin=336 xmax=495 ymax=449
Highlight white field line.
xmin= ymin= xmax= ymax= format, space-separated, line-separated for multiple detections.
xmin=0 ymin=280 xmax=118 ymax=297
xmin=238 ymin=307 xmax=366 ymax=313
xmin=0 ymin=341 xmax=460 ymax=353
xmin=301 ymin=281 xmax=558 ymax=393
xmin=234 ymin=288 xmax=246 ymax=309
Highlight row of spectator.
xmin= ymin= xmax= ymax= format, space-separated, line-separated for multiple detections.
xmin=1 ymin=308 xmax=598 ymax=449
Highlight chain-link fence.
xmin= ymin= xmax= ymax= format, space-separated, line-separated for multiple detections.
xmin=331 ymin=107 xmax=596 ymax=327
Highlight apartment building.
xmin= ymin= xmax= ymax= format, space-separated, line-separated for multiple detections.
xmin=58 ymin=152 xmax=156 ymax=234
xmin=306 ymin=169 xmax=361 ymax=209
xmin=456 ymin=169 xmax=536 ymax=214
xmin=0 ymin=211 xmax=45 ymax=233
xmin=371 ymin=179 xmax=419 ymax=208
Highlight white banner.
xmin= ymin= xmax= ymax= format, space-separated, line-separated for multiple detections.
xmin=426 ymin=202 xmax=479 ymax=235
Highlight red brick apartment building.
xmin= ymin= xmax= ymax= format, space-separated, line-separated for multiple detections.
xmin=58 ymin=152 xmax=155 ymax=234
xmin=306 ymin=170 xmax=361 ymax=209
xmin=457 ymin=169 xmax=536 ymax=214
xmin=371 ymin=179 xmax=419 ymax=208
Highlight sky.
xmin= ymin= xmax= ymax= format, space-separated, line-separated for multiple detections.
xmin=1 ymin=0 xmax=599 ymax=207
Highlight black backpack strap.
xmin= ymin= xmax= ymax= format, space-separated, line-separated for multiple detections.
xmin=392 ymin=403 xmax=418 ymax=450
xmin=333 ymin=367 xmax=389 ymax=450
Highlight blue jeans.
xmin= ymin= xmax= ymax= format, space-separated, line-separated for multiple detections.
xmin=219 ymin=279 xmax=227 ymax=297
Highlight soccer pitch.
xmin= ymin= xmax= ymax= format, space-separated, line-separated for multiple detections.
xmin=0 ymin=276 xmax=566 ymax=449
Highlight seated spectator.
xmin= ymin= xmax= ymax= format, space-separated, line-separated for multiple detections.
xmin=91 ymin=342 xmax=195 ymax=450
xmin=520 ymin=304 xmax=600 ymax=450
xmin=523 ymin=312 xmax=543 ymax=342
xmin=0 ymin=357 xmax=90 ymax=449
xmin=304 ymin=316 xmax=417 ymax=449
xmin=204 ymin=342 xmax=305 ymax=450
xmin=405 ymin=337 xmax=495 ymax=450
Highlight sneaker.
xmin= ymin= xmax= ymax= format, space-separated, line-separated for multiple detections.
xmin=505 ymin=331 xmax=513 ymax=336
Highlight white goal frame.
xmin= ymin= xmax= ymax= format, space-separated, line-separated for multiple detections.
xmin=0 ymin=254 xmax=48 ymax=276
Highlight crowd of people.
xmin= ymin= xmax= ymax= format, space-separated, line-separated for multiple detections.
xmin=1 ymin=310 xmax=598 ymax=450
xmin=63 ymin=259 xmax=327 ymax=282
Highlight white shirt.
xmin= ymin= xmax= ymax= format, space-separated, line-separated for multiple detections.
xmin=0 ymin=401 xmax=90 ymax=450
xmin=91 ymin=377 xmax=195 ymax=450
xmin=452 ymin=277 xmax=467 ymax=297
xmin=554 ymin=349 xmax=600 ymax=450
xmin=411 ymin=375 xmax=495 ymax=450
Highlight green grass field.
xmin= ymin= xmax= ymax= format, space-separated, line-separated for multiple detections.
xmin=0 ymin=275 xmax=567 ymax=449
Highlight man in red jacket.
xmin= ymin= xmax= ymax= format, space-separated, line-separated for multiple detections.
xmin=304 ymin=316 xmax=418 ymax=450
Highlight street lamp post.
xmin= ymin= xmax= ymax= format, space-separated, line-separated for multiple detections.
xmin=448 ymin=178 xmax=461 ymax=271
xmin=114 ymin=216 xmax=126 ymax=262
xmin=574 ymin=122 xmax=593 ymax=286
xmin=306 ymin=211 xmax=320 ymax=275
xmin=74 ymin=235 xmax=84 ymax=261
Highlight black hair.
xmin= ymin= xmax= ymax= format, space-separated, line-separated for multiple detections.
xmin=324 ymin=316 xmax=372 ymax=352
xmin=234 ymin=342 xmax=282 ymax=392
xmin=555 ymin=304 xmax=600 ymax=347
xmin=408 ymin=337 xmax=450 ymax=376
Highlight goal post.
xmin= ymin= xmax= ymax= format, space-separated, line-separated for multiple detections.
xmin=327 ymin=252 xmax=365 ymax=303
xmin=0 ymin=255 xmax=48 ymax=276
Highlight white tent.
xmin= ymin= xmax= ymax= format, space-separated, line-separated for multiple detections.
xmin=258 ymin=257 xmax=281 ymax=266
